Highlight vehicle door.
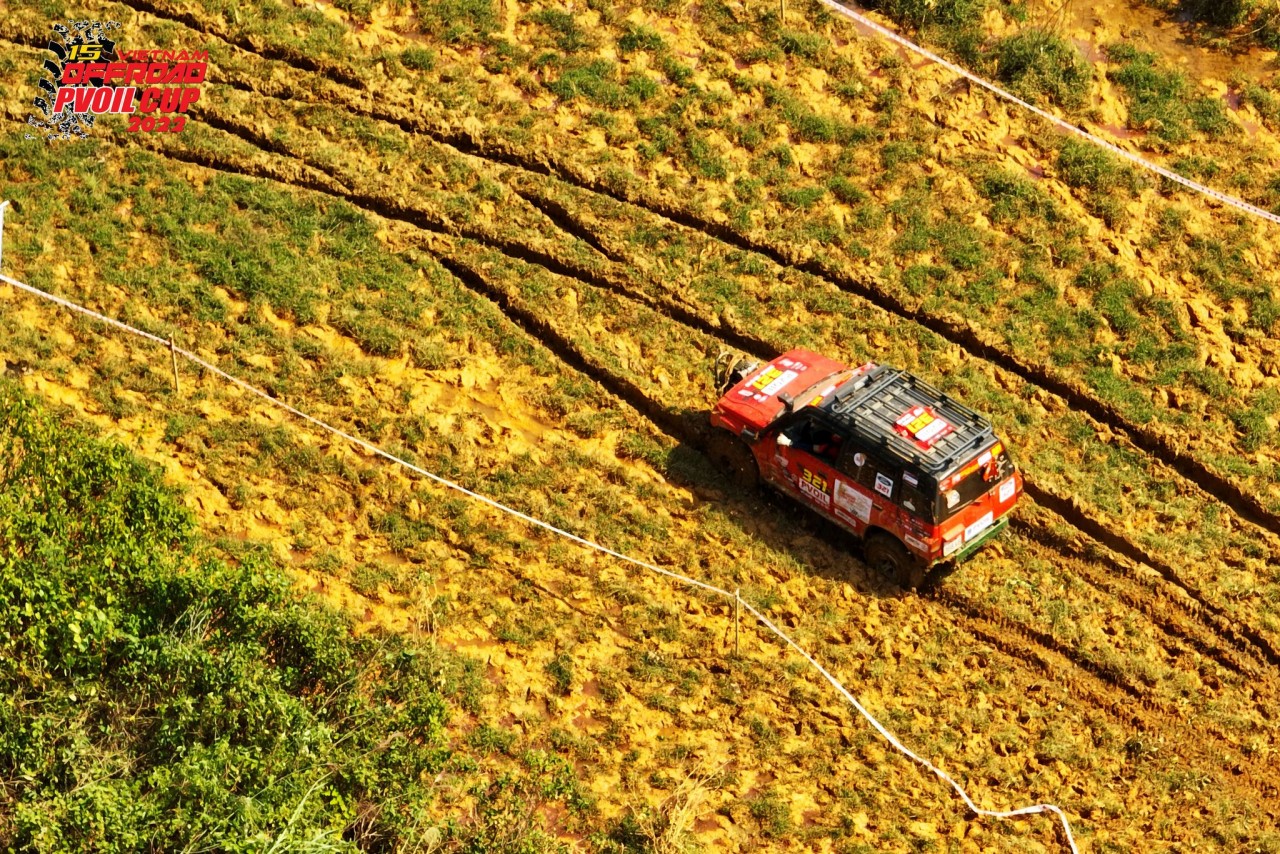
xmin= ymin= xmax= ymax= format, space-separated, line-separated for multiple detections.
xmin=830 ymin=447 xmax=899 ymax=537
xmin=774 ymin=412 xmax=847 ymax=516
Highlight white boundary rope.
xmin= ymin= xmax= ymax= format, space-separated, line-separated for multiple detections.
xmin=821 ymin=0 xmax=1280 ymax=227
xmin=0 ymin=269 xmax=1079 ymax=851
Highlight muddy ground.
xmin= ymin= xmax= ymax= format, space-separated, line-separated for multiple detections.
xmin=2 ymin=0 xmax=1280 ymax=849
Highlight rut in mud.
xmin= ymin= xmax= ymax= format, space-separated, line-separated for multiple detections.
xmin=5 ymin=1 xmax=1280 ymax=848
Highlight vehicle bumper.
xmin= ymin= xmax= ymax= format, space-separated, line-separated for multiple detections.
xmin=948 ymin=515 xmax=1010 ymax=564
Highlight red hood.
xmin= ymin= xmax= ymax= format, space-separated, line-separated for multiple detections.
xmin=711 ymin=348 xmax=850 ymax=436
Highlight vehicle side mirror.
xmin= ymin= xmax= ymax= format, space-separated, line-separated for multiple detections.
xmin=777 ymin=433 xmax=792 ymax=447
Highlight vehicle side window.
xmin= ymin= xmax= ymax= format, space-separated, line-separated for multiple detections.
xmin=785 ymin=415 xmax=846 ymax=466
xmin=838 ymin=449 xmax=896 ymax=500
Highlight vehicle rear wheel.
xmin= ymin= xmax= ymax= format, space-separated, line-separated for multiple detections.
xmin=865 ymin=533 xmax=926 ymax=590
xmin=713 ymin=434 xmax=759 ymax=488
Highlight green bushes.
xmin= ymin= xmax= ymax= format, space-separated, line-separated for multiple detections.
xmin=1241 ymin=82 xmax=1280 ymax=127
xmin=399 ymin=46 xmax=437 ymax=71
xmin=763 ymin=85 xmax=870 ymax=145
xmin=529 ymin=8 xmax=596 ymax=53
xmin=1178 ymin=0 xmax=1252 ymax=26
xmin=977 ymin=169 xmax=1060 ymax=223
xmin=546 ymin=59 xmax=629 ymax=107
xmin=776 ymin=29 xmax=828 ymax=58
xmin=0 ymin=384 xmax=583 ymax=849
xmin=617 ymin=22 xmax=665 ymax=54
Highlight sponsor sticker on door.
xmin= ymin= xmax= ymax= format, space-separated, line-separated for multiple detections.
xmin=834 ymin=480 xmax=873 ymax=523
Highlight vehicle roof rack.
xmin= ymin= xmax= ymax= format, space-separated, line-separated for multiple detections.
xmin=823 ymin=365 xmax=998 ymax=477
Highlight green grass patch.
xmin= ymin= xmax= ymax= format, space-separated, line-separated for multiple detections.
xmin=1105 ymin=43 xmax=1235 ymax=143
xmin=990 ymin=28 xmax=1091 ymax=109
xmin=862 ymin=0 xmax=986 ymax=30
xmin=415 ymin=0 xmax=499 ymax=44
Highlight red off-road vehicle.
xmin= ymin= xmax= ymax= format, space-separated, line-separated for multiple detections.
xmin=710 ymin=349 xmax=1022 ymax=587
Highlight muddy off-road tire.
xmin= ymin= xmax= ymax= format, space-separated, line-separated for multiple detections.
xmin=712 ymin=434 xmax=759 ymax=488
xmin=865 ymin=533 xmax=926 ymax=590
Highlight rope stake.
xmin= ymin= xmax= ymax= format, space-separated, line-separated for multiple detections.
xmin=735 ymin=587 xmax=741 ymax=656
xmin=169 ymin=337 xmax=180 ymax=394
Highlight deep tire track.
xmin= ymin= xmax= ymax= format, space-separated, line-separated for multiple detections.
xmin=427 ymin=249 xmax=715 ymax=450
xmin=512 ymin=187 xmax=625 ymax=264
xmin=189 ymin=101 xmax=782 ymax=363
xmin=1023 ymin=481 xmax=1280 ymax=668
xmin=932 ymin=587 xmax=1188 ymax=724
xmin=17 ymin=117 xmax=1280 ymax=808
xmin=934 ymin=589 xmax=1280 ymax=804
xmin=81 ymin=8 xmax=1280 ymax=546
xmin=113 ymin=0 xmax=367 ymax=90
xmin=1012 ymin=516 xmax=1263 ymax=683
xmin=103 ymin=118 xmax=1280 ymax=705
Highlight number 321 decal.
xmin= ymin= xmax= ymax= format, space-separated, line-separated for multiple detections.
xmin=798 ymin=468 xmax=831 ymax=508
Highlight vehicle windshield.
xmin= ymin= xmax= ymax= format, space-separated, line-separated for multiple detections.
xmin=791 ymin=369 xmax=856 ymax=410
xmin=936 ymin=444 xmax=1011 ymax=521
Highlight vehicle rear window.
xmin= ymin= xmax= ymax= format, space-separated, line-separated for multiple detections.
xmin=936 ymin=444 xmax=1010 ymax=521
xmin=898 ymin=471 xmax=934 ymax=524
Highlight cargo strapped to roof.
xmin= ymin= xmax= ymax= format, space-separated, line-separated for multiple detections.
xmin=823 ymin=365 xmax=997 ymax=477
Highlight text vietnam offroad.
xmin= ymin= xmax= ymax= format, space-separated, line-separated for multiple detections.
xmin=55 ymin=58 xmax=206 ymax=115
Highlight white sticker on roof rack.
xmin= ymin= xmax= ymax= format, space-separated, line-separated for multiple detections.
xmin=894 ymin=405 xmax=954 ymax=450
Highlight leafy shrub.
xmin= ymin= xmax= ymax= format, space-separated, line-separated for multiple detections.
xmin=685 ymin=134 xmax=729 ymax=179
xmin=1105 ymin=43 xmax=1233 ymax=142
xmin=546 ymin=59 xmax=628 ymax=107
xmin=776 ymin=29 xmax=828 ymax=58
xmin=0 ymin=384 xmax=585 ymax=849
xmin=881 ymin=139 xmax=924 ymax=169
xmin=335 ymin=0 xmax=375 ymax=22
xmin=1241 ymin=83 xmax=1280 ymax=126
xmin=1178 ymin=0 xmax=1251 ymax=26
xmin=1188 ymin=96 xmax=1233 ymax=136
xmin=1056 ymin=138 xmax=1143 ymax=194
xmin=827 ymin=175 xmax=868 ymax=205
xmin=546 ymin=653 xmax=574 ymax=695
xmin=529 ymin=8 xmax=595 ymax=53
xmin=977 ymin=169 xmax=1060 ymax=223
xmin=777 ymin=185 xmax=827 ymax=209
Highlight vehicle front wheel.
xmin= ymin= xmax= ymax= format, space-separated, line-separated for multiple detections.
xmin=865 ymin=533 xmax=926 ymax=590
xmin=713 ymin=434 xmax=759 ymax=488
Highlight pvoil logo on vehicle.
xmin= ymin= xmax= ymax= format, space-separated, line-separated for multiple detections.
xmin=26 ymin=20 xmax=207 ymax=142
